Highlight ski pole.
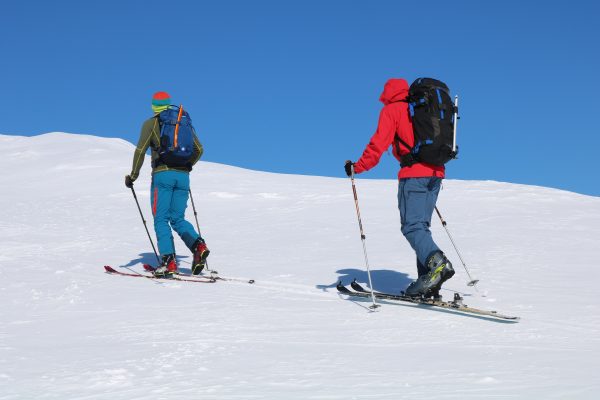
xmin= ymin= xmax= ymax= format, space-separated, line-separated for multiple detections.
xmin=349 ymin=165 xmax=379 ymax=309
xmin=189 ymin=188 xmax=201 ymax=237
xmin=434 ymin=206 xmax=479 ymax=288
xmin=189 ymin=188 xmax=214 ymax=273
xmin=130 ymin=185 xmax=161 ymax=265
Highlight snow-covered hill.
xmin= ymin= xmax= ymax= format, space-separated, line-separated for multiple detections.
xmin=1 ymin=133 xmax=599 ymax=399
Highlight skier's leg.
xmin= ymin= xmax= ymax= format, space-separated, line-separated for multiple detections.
xmin=416 ymin=258 xmax=429 ymax=277
xmin=168 ymin=172 xmax=200 ymax=251
xmin=398 ymin=177 xmax=441 ymax=266
xmin=400 ymin=177 xmax=454 ymax=296
xmin=169 ymin=172 xmax=210 ymax=273
xmin=151 ymin=172 xmax=176 ymax=256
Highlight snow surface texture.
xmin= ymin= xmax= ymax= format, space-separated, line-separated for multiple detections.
xmin=1 ymin=132 xmax=599 ymax=399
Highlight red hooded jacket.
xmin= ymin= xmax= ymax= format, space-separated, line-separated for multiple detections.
xmin=353 ymin=78 xmax=445 ymax=180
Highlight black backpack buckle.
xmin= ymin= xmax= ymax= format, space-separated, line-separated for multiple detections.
xmin=400 ymin=153 xmax=417 ymax=167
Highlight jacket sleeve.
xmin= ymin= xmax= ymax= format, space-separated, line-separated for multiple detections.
xmin=354 ymin=107 xmax=397 ymax=174
xmin=189 ymin=130 xmax=203 ymax=167
xmin=130 ymin=119 xmax=156 ymax=181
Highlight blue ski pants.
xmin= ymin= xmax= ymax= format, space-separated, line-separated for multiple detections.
xmin=398 ymin=177 xmax=442 ymax=277
xmin=150 ymin=171 xmax=200 ymax=256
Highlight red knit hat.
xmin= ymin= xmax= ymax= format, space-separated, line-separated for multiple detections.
xmin=151 ymin=91 xmax=171 ymax=113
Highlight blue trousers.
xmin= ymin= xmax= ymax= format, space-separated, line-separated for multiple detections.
xmin=151 ymin=171 xmax=200 ymax=256
xmin=398 ymin=177 xmax=442 ymax=277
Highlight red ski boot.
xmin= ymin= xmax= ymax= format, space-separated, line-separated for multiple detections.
xmin=153 ymin=254 xmax=177 ymax=277
xmin=192 ymin=239 xmax=210 ymax=275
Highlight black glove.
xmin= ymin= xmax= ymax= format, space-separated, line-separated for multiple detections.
xmin=125 ymin=175 xmax=134 ymax=188
xmin=344 ymin=160 xmax=354 ymax=177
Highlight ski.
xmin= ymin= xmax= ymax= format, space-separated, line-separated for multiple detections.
xmin=104 ymin=266 xmax=216 ymax=283
xmin=142 ymin=263 xmax=255 ymax=284
xmin=338 ymin=280 xmax=519 ymax=321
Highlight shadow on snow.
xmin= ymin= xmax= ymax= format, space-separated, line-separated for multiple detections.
xmin=316 ymin=266 xmax=413 ymax=294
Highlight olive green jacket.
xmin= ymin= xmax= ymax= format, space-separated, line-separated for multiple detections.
xmin=130 ymin=115 xmax=203 ymax=181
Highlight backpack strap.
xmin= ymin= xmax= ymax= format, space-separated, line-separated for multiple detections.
xmin=394 ymin=134 xmax=417 ymax=167
xmin=390 ymin=98 xmax=418 ymax=167
xmin=395 ymin=135 xmax=411 ymax=151
xmin=151 ymin=115 xmax=166 ymax=168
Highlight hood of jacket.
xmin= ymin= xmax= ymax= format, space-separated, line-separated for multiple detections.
xmin=379 ymin=78 xmax=409 ymax=105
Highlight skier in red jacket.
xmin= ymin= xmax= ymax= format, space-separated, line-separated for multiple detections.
xmin=345 ymin=78 xmax=454 ymax=298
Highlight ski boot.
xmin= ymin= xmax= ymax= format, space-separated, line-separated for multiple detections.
xmin=153 ymin=254 xmax=177 ymax=278
xmin=430 ymin=289 xmax=443 ymax=302
xmin=404 ymin=251 xmax=455 ymax=298
xmin=191 ymin=238 xmax=210 ymax=275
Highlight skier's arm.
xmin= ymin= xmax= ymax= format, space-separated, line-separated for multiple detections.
xmin=130 ymin=119 xmax=156 ymax=181
xmin=353 ymin=108 xmax=396 ymax=174
xmin=189 ymin=130 xmax=203 ymax=167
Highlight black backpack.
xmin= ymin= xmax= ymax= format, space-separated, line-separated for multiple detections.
xmin=395 ymin=78 xmax=458 ymax=167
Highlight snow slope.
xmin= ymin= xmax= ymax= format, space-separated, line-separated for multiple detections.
xmin=1 ymin=132 xmax=599 ymax=399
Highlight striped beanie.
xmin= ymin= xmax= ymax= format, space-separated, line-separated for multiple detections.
xmin=151 ymin=91 xmax=171 ymax=114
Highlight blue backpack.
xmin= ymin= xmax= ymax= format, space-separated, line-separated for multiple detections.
xmin=156 ymin=105 xmax=195 ymax=168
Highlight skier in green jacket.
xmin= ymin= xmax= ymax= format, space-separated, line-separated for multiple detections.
xmin=125 ymin=91 xmax=209 ymax=276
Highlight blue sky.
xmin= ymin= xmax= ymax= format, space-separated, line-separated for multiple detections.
xmin=1 ymin=0 xmax=599 ymax=196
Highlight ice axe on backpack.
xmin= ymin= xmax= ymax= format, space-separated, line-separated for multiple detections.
xmin=173 ymin=104 xmax=184 ymax=148
xmin=452 ymin=95 xmax=459 ymax=155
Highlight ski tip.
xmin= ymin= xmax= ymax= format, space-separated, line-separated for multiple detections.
xmin=104 ymin=265 xmax=117 ymax=273
xmin=336 ymin=282 xmax=353 ymax=294
xmin=142 ymin=263 xmax=155 ymax=272
xmin=350 ymin=280 xmax=366 ymax=292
